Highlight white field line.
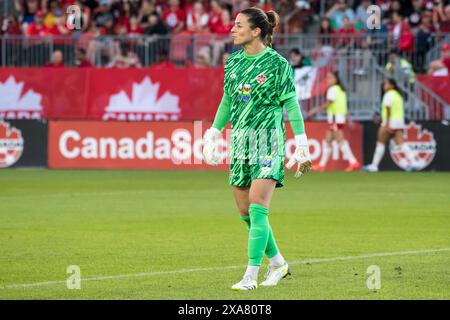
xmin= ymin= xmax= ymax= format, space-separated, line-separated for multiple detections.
xmin=1 ymin=247 xmax=449 ymax=290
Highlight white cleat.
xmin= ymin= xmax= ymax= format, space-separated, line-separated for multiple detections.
xmin=259 ymin=263 xmax=291 ymax=286
xmin=231 ymin=275 xmax=258 ymax=291
xmin=363 ymin=164 xmax=378 ymax=172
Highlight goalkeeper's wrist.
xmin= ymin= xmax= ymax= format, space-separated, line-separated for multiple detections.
xmin=294 ymin=133 xmax=308 ymax=146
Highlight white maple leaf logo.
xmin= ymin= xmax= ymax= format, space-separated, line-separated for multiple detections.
xmin=0 ymin=76 xmax=43 ymax=112
xmin=105 ymin=77 xmax=181 ymax=114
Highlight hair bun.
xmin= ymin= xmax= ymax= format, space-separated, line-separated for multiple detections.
xmin=265 ymin=10 xmax=280 ymax=31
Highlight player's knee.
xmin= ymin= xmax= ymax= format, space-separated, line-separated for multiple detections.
xmin=248 ymin=197 xmax=268 ymax=207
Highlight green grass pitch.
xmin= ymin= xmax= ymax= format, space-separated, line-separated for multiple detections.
xmin=0 ymin=169 xmax=449 ymax=299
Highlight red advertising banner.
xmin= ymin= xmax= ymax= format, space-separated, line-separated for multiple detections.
xmin=0 ymin=68 xmax=224 ymax=121
xmin=48 ymin=121 xmax=362 ymax=171
xmin=417 ymin=75 xmax=450 ymax=120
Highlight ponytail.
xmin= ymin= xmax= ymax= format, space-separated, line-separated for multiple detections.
xmin=265 ymin=10 xmax=280 ymax=48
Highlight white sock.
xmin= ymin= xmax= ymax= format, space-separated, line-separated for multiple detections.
xmin=371 ymin=142 xmax=385 ymax=168
xmin=340 ymin=140 xmax=357 ymax=164
xmin=269 ymin=252 xmax=286 ymax=267
xmin=244 ymin=266 xmax=259 ymax=281
xmin=319 ymin=143 xmax=332 ymax=167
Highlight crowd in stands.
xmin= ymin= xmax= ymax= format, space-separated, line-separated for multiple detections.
xmin=0 ymin=0 xmax=449 ymax=71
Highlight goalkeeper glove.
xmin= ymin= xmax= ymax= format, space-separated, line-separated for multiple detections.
xmin=202 ymin=127 xmax=221 ymax=165
xmin=286 ymin=133 xmax=312 ymax=178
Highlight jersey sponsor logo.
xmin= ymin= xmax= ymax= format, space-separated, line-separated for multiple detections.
xmin=230 ymin=73 xmax=237 ymax=79
xmin=238 ymin=83 xmax=251 ymax=102
xmin=0 ymin=121 xmax=24 ymax=168
xmin=102 ymin=77 xmax=181 ymax=121
xmin=0 ymin=76 xmax=44 ymax=120
xmin=389 ymin=121 xmax=436 ymax=171
xmin=256 ymin=74 xmax=267 ymax=84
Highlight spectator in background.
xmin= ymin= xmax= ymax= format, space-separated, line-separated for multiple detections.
xmin=415 ymin=10 xmax=434 ymax=73
xmin=208 ymin=0 xmax=223 ymax=33
xmin=109 ymin=42 xmax=142 ymax=68
xmin=386 ymin=49 xmax=416 ymax=86
xmin=75 ymin=48 xmax=93 ymax=67
xmin=318 ymin=17 xmax=334 ymax=47
xmin=338 ymin=16 xmax=357 ymax=48
xmin=45 ymin=9 xmax=70 ymax=36
xmin=127 ymin=15 xmax=144 ymax=35
xmin=289 ymin=48 xmax=312 ymax=69
xmin=144 ymin=12 xmax=169 ymax=36
xmin=428 ymin=44 xmax=450 ymax=76
xmin=162 ymin=0 xmax=186 ymax=33
xmin=211 ymin=6 xmax=233 ymax=34
xmin=326 ymin=0 xmax=356 ymax=31
xmin=407 ymin=0 xmax=425 ymax=30
xmin=43 ymin=0 xmax=62 ymax=29
xmin=15 ymin=0 xmax=40 ymax=27
xmin=194 ymin=46 xmax=211 ymax=68
xmin=433 ymin=2 xmax=450 ymax=32
xmin=210 ymin=9 xmax=233 ymax=66
xmin=1 ymin=15 xmax=22 ymax=35
xmin=45 ymin=50 xmax=64 ymax=67
xmin=186 ymin=0 xmax=209 ymax=33
xmin=94 ymin=0 xmax=115 ymax=32
xmin=389 ymin=11 xmax=414 ymax=53
xmin=376 ymin=0 xmax=393 ymax=14
xmin=152 ymin=49 xmax=176 ymax=68
xmin=25 ymin=10 xmax=47 ymax=36
xmin=138 ymin=0 xmax=156 ymax=29
xmin=355 ymin=0 xmax=372 ymax=31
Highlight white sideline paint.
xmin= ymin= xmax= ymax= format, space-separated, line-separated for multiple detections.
xmin=1 ymin=248 xmax=449 ymax=290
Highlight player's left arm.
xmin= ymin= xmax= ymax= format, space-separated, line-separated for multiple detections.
xmin=278 ymin=61 xmax=311 ymax=177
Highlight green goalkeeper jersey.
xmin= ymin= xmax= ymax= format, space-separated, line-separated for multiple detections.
xmin=224 ymin=47 xmax=297 ymax=161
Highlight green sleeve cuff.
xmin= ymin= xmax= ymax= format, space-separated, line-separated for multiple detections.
xmin=212 ymin=92 xmax=231 ymax=131
xmin=279 ymin=91 xmax=298 ymax=102
xmin=283 ymin=95 xmax=305 ymax=135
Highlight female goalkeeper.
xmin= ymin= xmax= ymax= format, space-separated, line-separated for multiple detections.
xmin=202 ymin=7 xmax=311 ymax=291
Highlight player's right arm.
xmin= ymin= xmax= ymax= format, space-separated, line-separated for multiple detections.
xmin=203 ymin=93 xmax=231 ymax=165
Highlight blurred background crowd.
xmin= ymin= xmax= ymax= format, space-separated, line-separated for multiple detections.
xmin=0 ymin=0 xmax=449 ymax=71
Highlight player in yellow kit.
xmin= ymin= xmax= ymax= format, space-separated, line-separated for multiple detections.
xmin=364 ymin=78 xmax=416 ymax=172
xmin=308 ymin=71 xmax=360 ymax=171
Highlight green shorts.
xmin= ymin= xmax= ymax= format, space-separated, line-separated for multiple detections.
xmin=229 ymin=155 xmax=285 ymax=188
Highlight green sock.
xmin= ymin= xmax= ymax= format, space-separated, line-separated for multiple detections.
xmin=248 ymin=203 xmax=271 ymax=266
xmin=240 ymin=215 xmax=279 ymax=259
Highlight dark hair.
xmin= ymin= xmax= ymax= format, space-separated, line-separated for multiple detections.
xmin=290 ymin=48 xmax=301 ymax=55
xmin=240 ymin=7 xmax=279 ymax=48
xmin=384 ymin=77 xmax=403 ymax=97
xmin=329 ymin=71 xmax=346 ymax=92
xmin=389 ymin=48 xmax=399 ymax=56
xmin=319 ymin=17 xmax=332 ymax=34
